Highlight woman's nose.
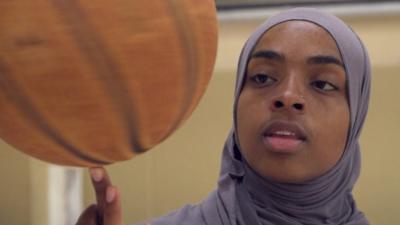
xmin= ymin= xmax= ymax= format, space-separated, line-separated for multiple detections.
xmin=272 ymin=98 xmax=305 ymax=111
xmin=270 ymin=82 xmax=306 ymax=113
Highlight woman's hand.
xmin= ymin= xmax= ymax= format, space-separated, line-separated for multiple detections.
xmin=75 ymin=167 xmax=125 ymax=225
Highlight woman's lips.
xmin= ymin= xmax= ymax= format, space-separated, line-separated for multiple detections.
xmin=264 ymin=136 xmax=304 ymax=153
xmin=262 ymin=121 xmax=307 ymax=153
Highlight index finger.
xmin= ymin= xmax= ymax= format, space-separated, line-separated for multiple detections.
xmin=89 ymin=167 xmax=113 ymax=222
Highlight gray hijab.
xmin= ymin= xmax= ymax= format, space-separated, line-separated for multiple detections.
xmin=143 ymin=7 xmax=371 ymax=225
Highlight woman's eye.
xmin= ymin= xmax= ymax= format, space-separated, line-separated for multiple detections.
xmin=251 ymin=74 xmax=276 ymax=86
xmin=311 ymin=80 xmax=338 ymax=91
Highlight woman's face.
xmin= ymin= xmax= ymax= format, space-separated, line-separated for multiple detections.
xmin=236 ymin=21 xmax=350 ymax=183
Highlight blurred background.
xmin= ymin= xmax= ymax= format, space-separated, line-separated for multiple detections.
xmin=1 ymin=1 xmax=400 ymax=225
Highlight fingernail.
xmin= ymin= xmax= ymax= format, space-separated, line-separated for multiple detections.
xmin=90 ymin=168 xmax=103 ymax=182
xmin=106 ymin=186 xmax=116 ymax=203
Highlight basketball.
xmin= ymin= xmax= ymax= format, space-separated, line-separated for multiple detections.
xmin=0 ymin=1 xmax=218 ymax=166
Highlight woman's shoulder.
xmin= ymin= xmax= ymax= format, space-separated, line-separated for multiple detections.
xmin=135 ymin=190 xmax=220 ymax=225
xmin=135 ymin=204 xmax=204 ymax=225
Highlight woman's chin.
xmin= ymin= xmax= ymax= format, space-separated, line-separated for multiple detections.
xmin=257 ymin=166 xmax=322 ymax=184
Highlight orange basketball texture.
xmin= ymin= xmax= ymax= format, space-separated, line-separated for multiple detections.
xmin=0 ymin=1 xmax=218 ymax=167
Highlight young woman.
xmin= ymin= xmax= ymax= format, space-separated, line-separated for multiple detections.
xmin=76 ymin=7 xmax=371 ymax=225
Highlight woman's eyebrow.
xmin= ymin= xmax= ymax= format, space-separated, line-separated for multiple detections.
xmin=307 ymin=55 xmax=344 ymax=68
xmin=250 ymin=51 xmax=344 ymax=69
xmin=250 ymin=50 xmax=285 ymax=62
